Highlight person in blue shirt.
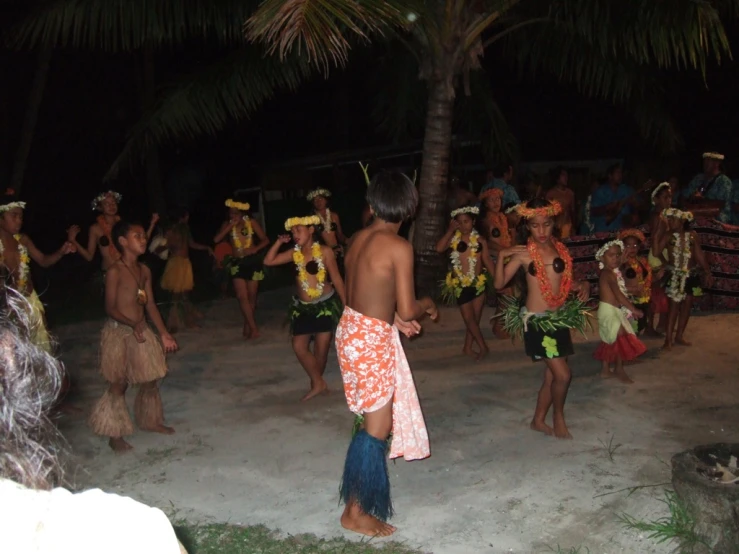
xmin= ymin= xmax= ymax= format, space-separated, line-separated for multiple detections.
xmin=589 ymin=165 xmax=637 ymax=233
xmin=681 ymin=152 xmax=734 ymax=224
xmin=480 ymin=163 xmax=521 ymax=207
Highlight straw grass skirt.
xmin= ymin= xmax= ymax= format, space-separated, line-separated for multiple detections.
xmin=160 ymin=256 xmax=194 ymax=294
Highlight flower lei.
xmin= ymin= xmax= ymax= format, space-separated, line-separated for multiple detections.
xmin=317 ymin=208 xmax=332 ymax=230
xmin=225 ymin=198 xmax=250 ymax=211
xmin=668 ymin=232 xmax=692 ymax=302
xmin=516 ymin=200 xmax=562 ymax=219
xmin=527 ymin=238 xmax=573 ymax=308
xmin=486 ymin=211 xmax=511 ymax=247
xmin=91 ymin=190 xmax=122 ymax=211
xmin=293 ymin=242 xmax=325 ymax=299
xmin=662 ymin=208 xmax=694 ymax=222
xmin=0 ymin=234 xmax=30 ymax=293
xmin=595 ymin=239 xmax=624 ymax=270
xmin=307 ymin=188 xmax=331 ymax=201
xmin=285 ymin=215 xmax=321 ymax=231
xmin=504 ymin=203 xmax=520 ymax=215
xmin=451 ymin=205 xmax=479 ymax=218
xmin=650 ymin=182 xmax=671 ymax=206
xmin=614 ymin=268 xmax=635 ymax=323
xmin=231 ymin=216 xmax=253 ymax=250
xmin=449 ymin=230 xmax=479 ymax=288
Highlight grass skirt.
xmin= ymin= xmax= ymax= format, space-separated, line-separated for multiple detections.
xmin=160 ymin=256 xmax=194 ymax=293
xmin=99 ymin=320 xmax=167 ymax=384
xmin=27 ymin=290 xmax=52 ymax=353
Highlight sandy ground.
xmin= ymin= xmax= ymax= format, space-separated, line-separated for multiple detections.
xmin=56 ymin=289 xmax=739 ymax=554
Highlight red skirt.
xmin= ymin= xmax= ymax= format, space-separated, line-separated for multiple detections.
xmin=593 ymin=334 xmax=647 ymax=363
xmin=650 ymin=284 xmax=668 ymax=314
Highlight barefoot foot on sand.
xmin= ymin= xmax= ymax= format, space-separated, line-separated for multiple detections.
xmin=530 ymin=420 xmax=554 ymax=436
xmin=614 ymin=370 xmax=634 ymax=384
xmin=552 ymin=421 xmax=573 ymax=440
xmin=109 ymin=437 xmax=134 ymax=453
xmin=301 ymin=380 xmax=328 ymax=402
xmin=143 ymin=424 xmax=176 ymax=435
xmin=662 ymin=341 xmax=672 ymax=351
xmin=600 ymin=369 xmax=614 ymax=379
xmin=341 ymin=506 xmax=396 ymax=537
xmin=675 ymin=337 xmax=692 ymax=346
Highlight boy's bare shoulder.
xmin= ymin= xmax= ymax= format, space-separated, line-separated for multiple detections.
xmin=139 ymin=262 xmax=152 ymax=277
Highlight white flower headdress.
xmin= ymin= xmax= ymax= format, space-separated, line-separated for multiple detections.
xmin=0 ymin=189 xmax=26 ymax=213
xmin=595 ymin=239 xmax=624 ymax=269
xmin=451 ymin=206 xmax=479 ymax=218
xmin=91 ymin=190 xmax=122 ymax=211
xmin=307 ymin=188 xmax=331 ymax=201
xmin=650 ymin=182 xmax=671 ymax=205
xmin=702 ymin=152 xmax=725 ymax=161
xmin=504 ymin=203 xmax=520 ymax=215
xmin=662 ymin=208 xmax=694 ymax=222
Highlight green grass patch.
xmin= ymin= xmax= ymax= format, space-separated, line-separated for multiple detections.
xmin=175 ymin=523 xmax=426 ymax=554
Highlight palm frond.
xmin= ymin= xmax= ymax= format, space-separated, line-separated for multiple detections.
xmin=104 ymin=48 xmax=312 ymax=181
xmin=246 ymin=0 xmax=422 ymax=73
xmin=8 ymin=0 xmax=258 ymax=50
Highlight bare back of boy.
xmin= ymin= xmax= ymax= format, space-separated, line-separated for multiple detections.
xmin=344 ymin=227 xmax=408 ymax=325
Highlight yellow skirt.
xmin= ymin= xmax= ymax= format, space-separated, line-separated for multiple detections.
xmin=648 ymin=248 xmax=668 ymax=269
xmin=160 ymin=256 xmax=194 ymax=293
xmin=28 ymin=290 xmax=52 ymax=353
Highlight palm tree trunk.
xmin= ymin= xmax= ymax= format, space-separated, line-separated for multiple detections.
xmin=413 ymin=79 xmax=455 ymax=296
xmin=10 ymin=47 xmax=53 ymax=195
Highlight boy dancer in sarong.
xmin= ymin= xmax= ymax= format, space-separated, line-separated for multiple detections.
xmin=335 ymin=170 xmax=437 ymax=537
xmin=592 ymin=239 xmax=646 ymax=383
xmin=88 ymin=221 xmax=178 ymax=453
xmin=494 ymin=198 xmax=591 ymax=439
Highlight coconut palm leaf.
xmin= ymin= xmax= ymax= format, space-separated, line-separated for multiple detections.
xmin=245 ymin=0 xmax=422 ymax=73
xmin=104 ymin=48 xmax=313 ymax=180
xmin=8 ymin=0 xmax=259 ymax=50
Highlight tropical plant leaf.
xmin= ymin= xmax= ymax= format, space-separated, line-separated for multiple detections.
xmin=246 ymin=0 xmax=422 ymax=73
xmin=8 ymin=0 xmax=259 ymax=50
xmin=104 ymin=48 xmax=313 ymax=180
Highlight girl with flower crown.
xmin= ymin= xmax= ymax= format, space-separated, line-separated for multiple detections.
xmin=308 ymin=188 xmax=347 ymax=272
xmin=214 ymin=199 xmax=270 ymax=339
xmin=0 ymin=190 xmax=75 ymax=353
xmin=653 ymin=209 xmax=714 ymax=350
xmin=436 ymin=205 xmax=495 ymax=359
xmin=618 ymin=228 xmax=652 ymax=335
xmin=69 ymin=191 xmax=159 ymax=272
xmin=592 ymin=239 xmax=646 ymax=383
xmin=494 ymin=198 xmax=591 ymax=439
xmin=263 ymin=216 xmax=345 ymax=401
xmin=480 ymin=188 xmax=513 ymax=338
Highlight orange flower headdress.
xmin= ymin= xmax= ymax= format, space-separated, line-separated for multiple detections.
xmin=617 ymin=228 xmax=646 ymax=245
xmin=515 ymin=200 xmax=562 ymax=219
xmin=479 ymin=188 xmax=504 ymax=202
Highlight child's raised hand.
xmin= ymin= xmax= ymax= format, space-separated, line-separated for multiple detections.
xmin=501 ymin=245 xmax=527 ymax=259
xmin=277 ymin=234 xmax=292 ymax=244
xmin=448 ymin=219 xmax=459 ymax=232
xmin=161 ymin=333 xmax=178 ymax=353
xmin=61 ymin=241 xmax=76 ymax=255
xmin=67 ymin=225 xmax=80 ymax=242
xmin=150 ymin=213 xmax=160 ymax=226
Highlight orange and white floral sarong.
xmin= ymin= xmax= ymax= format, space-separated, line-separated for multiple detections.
xmin=335 ymin=307 xmax=430 ymax=461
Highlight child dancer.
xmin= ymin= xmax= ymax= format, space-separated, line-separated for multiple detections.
xmin=335 ymin=170 xmax=436 ymax=537
xmin=647 ymin=182 xmax=672 ymax=334
xmin=592 ymin=239 xmax=646 ymax=383
xmin=160 ymin=208 xmax=214 ymax=333
xmin=436 ymin=205 xmax=495 ymax=359
xmin=308 ymin=188 xmax=347 ymax=270
xmin=88 ymin=221 xmax=178 ymax=453
xmin=480 ymin=188 xmax=511 ymax=338
xmin=618 ymin=228 xmax=652 ymax=335
xmin=69 ymin=191 xmax=158 ymax=272
xmin=214 ymin=199 xmax=269 ymax=339
xmin=494 ymin=198 xmax=591 ymax=439
xmin=0 ymin=190 xmax=75 ymax=352
xmin=655 ymin=209 xmax=714 ymax=350
xmin=263 ymin=215 xmax=345 ymax=401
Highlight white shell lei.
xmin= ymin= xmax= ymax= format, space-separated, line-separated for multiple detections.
xmin=450 ymin=230 xmax=479 ymax=285
xmin=317 ymin=208 xmax=332 ymax=231
xmin=614 ymin=268 xmax=634 ymax=319
xmin=668 ymin=232 xmax=692 ymax=302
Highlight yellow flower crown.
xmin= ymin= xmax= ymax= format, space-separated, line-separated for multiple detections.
xmin=285 ymin=215 xmax=321 ymax=230
xmin=225 ymin=199 xmax=250 ymax=211
xmin=662 ymin=208 xmax=694 ymax=222
xmin=515 ymin=200 xmax=562 ymax=219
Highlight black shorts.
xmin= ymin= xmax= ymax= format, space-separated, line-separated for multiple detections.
xmin=292 ymin=313 xmax=335 ymax=336
xmin=457 ymin=286 xmax=484 ymax=306
xmin=230 ymin=256 xmax=263 ymax=282
xmin=524 ymin=325 xmax=575 ymax=362
xmin=289 ymin=293 xmax=343 ymax=337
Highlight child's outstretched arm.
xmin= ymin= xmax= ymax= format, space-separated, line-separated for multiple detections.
xmin=494 ymin=245 xmax=527 ymax=289
xmin=146 ymin=213 xmax=160 ymax=241
xmin=393 ymin=240 xmax=437 ymax=322
xmin=323 ymin=246 xmax=345 ymax=304
xmin=262 ymin=235 xmax=294 ymax=266
xmin=67 ymin=225 xmax=94 ymax=261
xmin=21 ymin=235 xmax=73 ymax=268
xmin=142 ymin=265 xmax=178 ymax=352
xmin=692 ymin=231 xmax=715 ymax=287
xmin=435 ymin=219 xmax=458 ymax=253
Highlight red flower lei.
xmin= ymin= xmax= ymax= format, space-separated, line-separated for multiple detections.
xmin=627 ymin=257 xmax=652 ymax=300
xmin=486 ymin=212 xmax=511 ymax=247
xmin=527 ymin=237 xmax=573 ymax=308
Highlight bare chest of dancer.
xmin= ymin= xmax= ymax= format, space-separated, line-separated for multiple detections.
xmin=454 ymin=235 xmax=484 ymax=275
xmin=294 ymin=246 xmax=335 ymax=303
xmin=344 ymin=230 xmax=400 ymax=325
xmin=229 ymin=222 xmax=255 ymax=259
xmin=0 ymin=234 xmax=33 ymax=294
xmin=109 ymin=263 xmax=148 ymax=324
xmin=96 ymin=225 xmax=121 ymax=271
xmin=521 ymin=245 xmax=567 ymax=313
